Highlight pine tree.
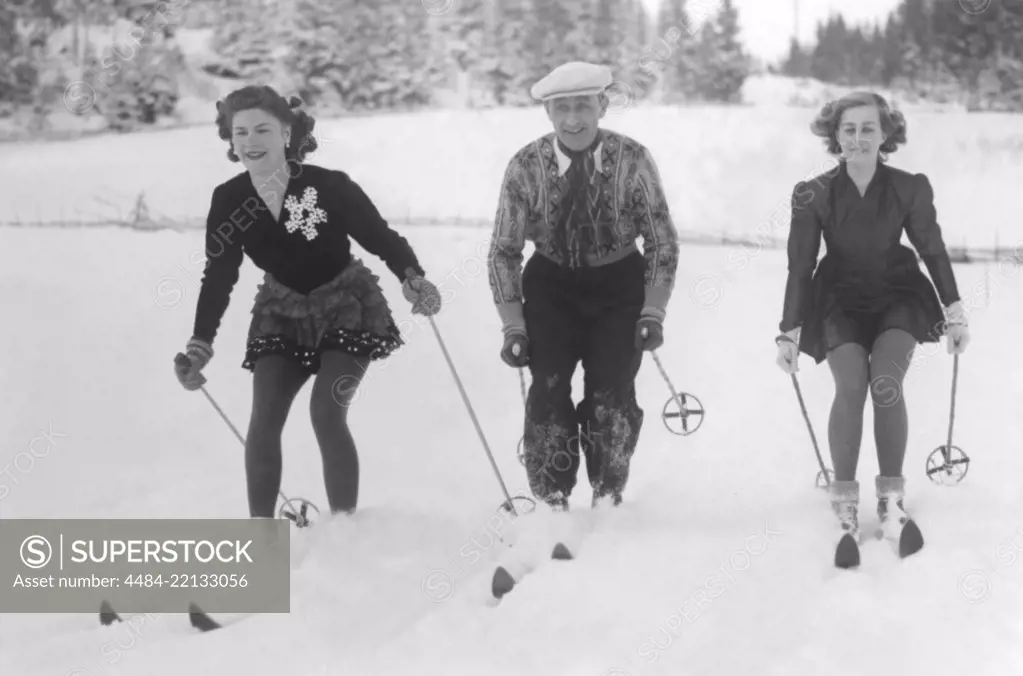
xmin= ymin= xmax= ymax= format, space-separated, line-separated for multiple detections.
xmin=958 ymin=0 xmax=1023 ymax=110
xmin=776 ymin=0 xmax=1020 ymax=110
xmin=896 ymin=0 xmax=933 ymax=86
xmin=636 ymin=0 xmax=649 ymax=47
xmin=592 ymin=0 xmax=620 ymax=66
xmin=598 ymin=1 xmax=642 ymax=103
xmin=479 ymin=0 xmax=535 ymax=106
xmin=691 ymin=0 xmax=748 ymax=102
xmin=650 ymin=0 xmax=697 ymax=102
xmin=781 ymin=38 xmax=811 ymax=78
xmin=519 ymin=0 xmax=574 ymax=94
xmin=426 ymin=0 xmax=490 ymax=107
xmin=900 ymin=36 xmax=925 ymax=86
xmin=860 ymin=22 xmax=885 ymax=84
xmin=209 ymin=0 xmax=289 ymax=84
xmin=281 ymin=0 xmax=436 ymax=113
xmin=0 ymin=4 xmax=37 ymax=111
xmin=810 ymin=15 xmax=848 ymax=83
xmin=880 ymin=12 xmax=903 ymax=85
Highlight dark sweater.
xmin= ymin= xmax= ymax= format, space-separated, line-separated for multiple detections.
xmin=192 ymin=164 xmax=424 ymax=346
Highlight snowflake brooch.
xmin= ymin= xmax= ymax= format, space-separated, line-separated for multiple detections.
xmin=283 ymin=186 xmax=327 ymax=241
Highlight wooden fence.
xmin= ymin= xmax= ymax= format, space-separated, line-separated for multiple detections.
xmin=2 ymin=208 xmax=1020 ymax=267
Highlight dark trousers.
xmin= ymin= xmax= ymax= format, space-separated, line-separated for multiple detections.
xmin=521 ymin=251 xmax=646 ymax=506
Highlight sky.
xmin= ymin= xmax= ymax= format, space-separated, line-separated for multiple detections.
xmin=642 ymin=0 xmax=903 ymax=65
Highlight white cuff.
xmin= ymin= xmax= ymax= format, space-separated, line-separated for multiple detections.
xmin=945 ymin=301 xmax=968 ymax=326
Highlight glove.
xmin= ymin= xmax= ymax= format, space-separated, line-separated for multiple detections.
xmin=635 ymin=308 xmax=665 ymax=351
xmin=402 ymin=268 xmax=441 ymax=316
xmin=500 ymin=328 xmax=529 ymax=368
xmin=775 ymin=327 xmax=800 ymax=374
xmin=945 ymin=301 xmax=970 ymax=355
xmin=174 ymin=337 xmax=212 ymax=391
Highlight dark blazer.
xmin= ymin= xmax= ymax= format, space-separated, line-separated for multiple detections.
xmin=779 ymin=160 xmax=961 ymax=363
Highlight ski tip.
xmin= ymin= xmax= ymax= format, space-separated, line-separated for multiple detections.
xmin=188 ymin=602 xmax=222 ymax=632
xmin=551 ymin=542 xmax=573 ymax=560
xmin=492 ymin=566 xmax=515 ymax=600
xmin=99 ymin=599 xmax=120 ymax=626
xmin=835 ymin=533 xmax=861 ymax=569
xmin=898 ymin=520 xmax=925 ymax=558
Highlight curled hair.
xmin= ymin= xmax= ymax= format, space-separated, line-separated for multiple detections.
xmin=810 ymin=91 xmax=907 ymax=160
xmin=214 ymin=85 xmax=318 ymax=163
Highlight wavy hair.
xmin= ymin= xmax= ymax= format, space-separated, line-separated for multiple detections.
xmin=214 ymin=85 xmax=318 ymax=163
xmin=810 ymin=91 xmax=908 ymax=161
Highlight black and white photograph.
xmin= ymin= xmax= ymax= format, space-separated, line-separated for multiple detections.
xmin=1 ymin=0 xmax=1021 ymax=674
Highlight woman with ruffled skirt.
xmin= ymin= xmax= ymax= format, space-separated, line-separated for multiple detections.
xmin=173 ymin=85 xmax=442 ymax=519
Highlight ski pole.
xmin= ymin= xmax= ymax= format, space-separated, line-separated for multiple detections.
xmin=426 ymin=317 xmax=528 ymax=516
xmin=174 ymin=354 xmax=317 ymax=525
xmin=649 ymin=350 xmax=705 ymax=435
xmin=944 ymin=352 xmax=959 ymax=464
xmin=925 ymin=352 xmax=970 ymax=484
xmin=650 ymin=351 xmax=681 ymax=407
xmin=516 ymin=368 xmax=528 ymax=466
xmin=789 ymin=372 xmax=832 ymax=488
xmin=518 ymin=367 xmax=527 ymax=406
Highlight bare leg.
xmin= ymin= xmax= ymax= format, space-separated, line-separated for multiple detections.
xmin=309 ymin=351 xmax=371 ymax=515
xmin=246 ymin=355 xmax=310 ymax=517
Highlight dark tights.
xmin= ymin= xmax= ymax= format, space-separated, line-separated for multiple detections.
xmin=245 ymin=352 xmax=369 ymax=517
xmin=825 ymin=329 xmax=916 ymax=482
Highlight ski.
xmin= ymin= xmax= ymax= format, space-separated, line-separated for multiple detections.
xmin=897 ymin=519 xmax=924 ymax=557
xmin=833 ymin=522 xmax=878 ymax=569
xmin=99 ymin=599 xmax=122 ymax=626
xmin=188 ymin=602 xmax=223 ymax=632
xmin=492 ymin=541 xmax=574 ymax=600
xmin=875 ymin=518 xmax=925 ymax=559
xmin=834 ymin=518 xmax=924 ymax=569
xmin=834 ymin=532 xmax=860 ymax=569
xmin=99 ymin=599 xmax=230 ymax=633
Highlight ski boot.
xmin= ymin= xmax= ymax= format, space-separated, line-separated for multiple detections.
xmin=876 ymin=475 xmax=924 ymax=557
xmin=544 ymin=491 xmax=570 ymax=513
xmin=543 ymin=491 xmax=575 ymax=559
xmin=591 ymin=487 xmax=623 ymax=509
xmin=829 ymin=479 xmax=860 ymax=568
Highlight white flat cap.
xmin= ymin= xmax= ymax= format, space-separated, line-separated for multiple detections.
xmin=530 ymin=62 xmax=613 ymax=101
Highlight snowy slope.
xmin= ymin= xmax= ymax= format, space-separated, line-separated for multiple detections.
xmin=1 ymin=213 xmax=1022 ymax=676
xmin=1 ymin=105 xmax=1022 ymax=248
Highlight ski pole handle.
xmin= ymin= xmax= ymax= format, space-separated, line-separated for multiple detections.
xmin=175 ymin=352 xmax=207 ymax=387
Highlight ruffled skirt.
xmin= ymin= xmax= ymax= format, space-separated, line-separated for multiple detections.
xmin=242 ymin=258 xmax=402 ymax=374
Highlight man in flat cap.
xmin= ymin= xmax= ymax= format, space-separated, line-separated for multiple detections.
xmin=487 ymin=61 xmax=680 ymax=511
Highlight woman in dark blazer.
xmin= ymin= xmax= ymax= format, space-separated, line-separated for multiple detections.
xmin=173 ymin=85 xmax=442 ymax=520
xmin=775 ymin=91 xmax=970 ymax=551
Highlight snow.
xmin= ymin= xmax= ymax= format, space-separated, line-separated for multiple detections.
xmin=739 ymin=73 xmax=970 ymax=113
xmin=2 ymin=103 xmax=1022 ymax=248
xmin=1 ymin=103 xmax=1023 ymax=676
